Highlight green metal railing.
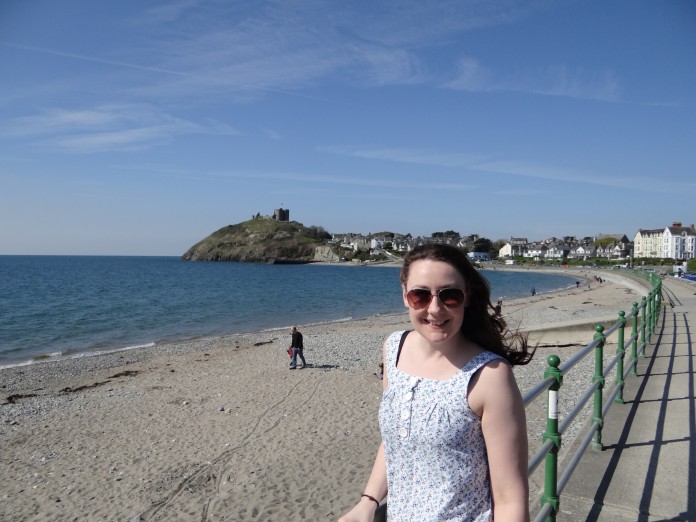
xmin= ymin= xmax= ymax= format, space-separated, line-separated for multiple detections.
xmin=371 ymin=271 xmax=662 ymax=522
xmin=527 ymin=272 xmax=662 ymax=522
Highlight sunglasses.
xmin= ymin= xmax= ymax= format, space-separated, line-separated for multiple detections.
xmin=406 ymin=288 xmax=466 ymax=310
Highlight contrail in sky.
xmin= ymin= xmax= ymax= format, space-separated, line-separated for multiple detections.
xmin=1 ymin=41 xmax=192 ymax=77
xmin=0 ymin=41 xmax=335 ymax=102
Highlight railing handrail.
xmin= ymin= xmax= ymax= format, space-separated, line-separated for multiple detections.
xmin=526 ymin=270 xmax=662 ymax=521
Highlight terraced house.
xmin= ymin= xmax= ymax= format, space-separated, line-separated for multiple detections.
xmin=634 ymin=222 xmax=696 ymax=260
xmin=499 ymin=235 xmax=631 ymax=262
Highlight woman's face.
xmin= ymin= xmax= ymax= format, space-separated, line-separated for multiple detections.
xmin=402 ymin=259 xmax=467 ymax=344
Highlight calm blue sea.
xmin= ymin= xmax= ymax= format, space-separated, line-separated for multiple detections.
xmin=0 ymin=256 xmax=578 ymax=368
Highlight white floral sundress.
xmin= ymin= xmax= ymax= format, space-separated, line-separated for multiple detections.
xmin=379 ymin=330 xmax=503 ymax=522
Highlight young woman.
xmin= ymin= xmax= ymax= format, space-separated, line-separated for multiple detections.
xmin=339 ymin=244 xmax=534 ymax=522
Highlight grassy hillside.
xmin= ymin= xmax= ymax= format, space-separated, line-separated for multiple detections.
xmin=181 ymin=219 xmax=330 ymax=263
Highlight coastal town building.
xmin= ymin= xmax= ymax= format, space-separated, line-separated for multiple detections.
xmin=661 ymin=223 xmax=696 ymax=259
xmin=331 ymin=233 xmax=371 ymax=253
xmin=634 ymin=228 xmax=663 ymax=258
xmin=467 ymin=252 xmax=491 ymax=261
xmin=326 ymin=219 xmax=694 ymax=263
xmin=498 ymin=234 xmax=632 ymax=262
xmin=498 ymin=237 xmax=528 ymax=258
xmin=634 ymin=222 xmax=696 ymax=260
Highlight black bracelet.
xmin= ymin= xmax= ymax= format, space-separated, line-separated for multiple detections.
xmin=361 ymin=493 xmax=380 ymax=507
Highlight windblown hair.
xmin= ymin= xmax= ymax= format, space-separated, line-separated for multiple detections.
xmin=400 ymin=243 xmax=535 ymax=366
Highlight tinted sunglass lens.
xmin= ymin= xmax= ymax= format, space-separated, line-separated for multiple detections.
xmin=439 ymin=289 xmax=464 ymax=307
xmin=407 ymin=289 xmax=432 ymax=309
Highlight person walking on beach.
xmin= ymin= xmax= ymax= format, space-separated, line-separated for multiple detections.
xmin=494 ymin=298 xmax=503 ymax=318
xmin=289 ymin=326 xmax=306 ymax=369
xmin=338 ymin=244 xmax=534 ymax=522
xmin=531 ymin=286 xmax=536 ymax=296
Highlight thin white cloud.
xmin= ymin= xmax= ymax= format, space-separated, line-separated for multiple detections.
xmin=0 ymin=104 xmax=239 ymax=153
xmin=539 ymin=66 xmax=621 ymax=101
xmin=0 ymin=42 xmax=194 ymax=79
xmin=321 ymin=146 xmax=487 ymax=168
xmin=135 ymin=0 xmax=203 ymax=24
xmin=443 ymin=57 xmax=494 ymax=92
xmin=55 ymin=127 xmax=170 ymax=153
xmin=208 ymin=168 xmax=478 ymax=192
xmin=143 ymin=22 xmax=425 ymax=95
xmin=0 ymin=2 xmax=551 ymax=100
xmin=1 ymin=109 xmax=122 ymax=137
xmin=304 ymin=0 xmax=537 ymax=49
xmin=0 ymin=40 xmax=342 ymax=103
xmin=124 ymin=162 xmax=479 ymax=191
xmin=167 ymin=0 xmax=534 ymax=91
xmin=475 ymin=160 xmax=696 ymax=193
xmin=494 ymin=188 xmax=546 ymax=197
xmin=445 ymin=57 xmax=622 ymax=102
xmin=260 ymin=127 xmax=281 ymax=140
xmin=324 ymin=145 xmax=696 ymax=193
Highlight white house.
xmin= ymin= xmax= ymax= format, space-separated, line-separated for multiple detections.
xmin=524 ymin=242 xmax=547 ymax=260
xmin=546 ymin=241 xmax=570 ymax=260
xmin=662 ymin=223 xmax=696 ymax=259
xmin=574 ymin=245 xmax=595 ymax=260
xmin=497 ymin=238 xmax=528 ymax=258
xmin=498 ymin=243 xmax=512 ymax=258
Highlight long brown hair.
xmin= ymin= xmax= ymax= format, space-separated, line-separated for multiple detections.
xmin=400 ymin=243 xmax=535 ymax=366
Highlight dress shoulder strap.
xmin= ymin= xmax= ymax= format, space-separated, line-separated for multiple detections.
xmin=462 ymin=350 xmax=505 ymax=376
xmin=395 ymin=330 xmax=411 ymax=366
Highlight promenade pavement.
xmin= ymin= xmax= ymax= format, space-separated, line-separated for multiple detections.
xmin=555 ymin=276 xmax=696 ymax=522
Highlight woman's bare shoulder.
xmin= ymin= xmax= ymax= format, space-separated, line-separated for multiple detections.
xmin=469 ymin=355 xmax=519 ymax=414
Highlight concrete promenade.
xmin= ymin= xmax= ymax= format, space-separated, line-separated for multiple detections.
xmin=556 ymin=276 xmax=696 ymax=521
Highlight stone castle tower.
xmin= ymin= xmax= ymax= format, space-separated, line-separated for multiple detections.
xmin=273 ymin=208 xmax=290 ymax=222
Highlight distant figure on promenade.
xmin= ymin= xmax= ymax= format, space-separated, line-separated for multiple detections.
xmin=494 ymin=298 xmax=503 ymax=318
xmin=531 ymin=286 xmax=536 ymax=296
xmin=289 ymin=326 xmax=306 ymax=369
xmin=576 ymin=281 xmax=580 ymax=288
xmin=338 ymin=243 xmax=534 ymax=522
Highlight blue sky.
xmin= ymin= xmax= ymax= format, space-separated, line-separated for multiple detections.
xmin=1 ymin=0 xmax=694 ymax=256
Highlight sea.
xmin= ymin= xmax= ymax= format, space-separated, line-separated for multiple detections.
xmin=0 ymin=256 xmax=579 ymax=368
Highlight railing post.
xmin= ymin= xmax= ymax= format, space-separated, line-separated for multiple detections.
xmin=652 ymin=284 xmax=661 ymax=333
xmin=591 ymin=324 xmax=606 ymax=451
xmin=640 ymin=296 xmax=647 ymax=357
xmin=630 ymin=302 xmax=639 ymax=376
xmin=541 ymin=355 xmax=562 ymax=522
xmin=649 ymin=286 xmax=658 ymax=338
xmin=658 ymin=280 xmax=663 ymax=306
xmin=615 ymin=311 xmax=626 ymax=404
xmin=646 ymin=290 xmax=654 ymax=344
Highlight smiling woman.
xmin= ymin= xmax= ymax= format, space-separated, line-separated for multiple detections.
xmin=339 ymin=243 xmax=534 ymax=522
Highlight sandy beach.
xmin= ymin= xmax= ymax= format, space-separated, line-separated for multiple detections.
xmin=0 ymin=268 xmax=653 ymax=521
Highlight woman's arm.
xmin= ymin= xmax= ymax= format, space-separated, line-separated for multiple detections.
xmin=337 ymin=443 xmax=388 ymax=522
xmin=338 ymin=337 xmax=391 ymax=522
xmin=473 ymin=361 xmax=530 ymax=521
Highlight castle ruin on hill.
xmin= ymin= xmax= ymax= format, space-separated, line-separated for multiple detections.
xmin=252 ymin=208 xmax=290 ymax=222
